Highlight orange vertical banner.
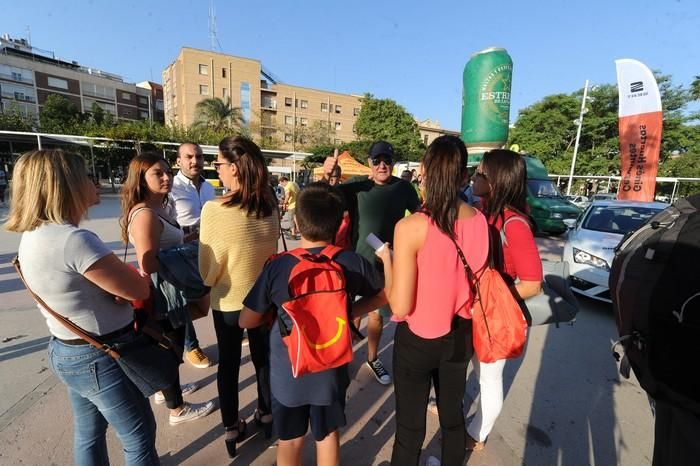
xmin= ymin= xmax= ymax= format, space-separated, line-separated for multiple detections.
xmin=615 ymin=59 xmax=663 ymax=202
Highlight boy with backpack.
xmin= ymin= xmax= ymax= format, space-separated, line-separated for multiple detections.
xmin=240 ymin=182 xmax=386 ymax=466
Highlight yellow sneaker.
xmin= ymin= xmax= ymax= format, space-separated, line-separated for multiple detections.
xmin=186 ymin=347 xmax=211 ymax=369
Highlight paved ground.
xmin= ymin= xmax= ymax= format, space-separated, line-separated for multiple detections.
xmin=0 ymin=193 xmax=654 ymax=465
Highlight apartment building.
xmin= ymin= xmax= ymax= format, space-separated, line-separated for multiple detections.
xmin=417 ymin=118 xmax=460 ymax=147
xmin=163 ymin=47 xmax=362 ymax=150
xmin=0 ymin=34 xmax=163 ymax=123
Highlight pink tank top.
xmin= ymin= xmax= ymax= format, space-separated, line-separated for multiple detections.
xmin=393 ymin=211 xmax=489 ymax=339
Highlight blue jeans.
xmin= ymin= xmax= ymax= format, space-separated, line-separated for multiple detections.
xmin=183 ymin=316 xmax=199 ymax=352
xmin=49 ymin=333 xmax=159 ymax=466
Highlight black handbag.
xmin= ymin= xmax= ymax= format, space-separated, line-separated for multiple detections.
xmin=13 ymin=257 xmax=181 ymax=398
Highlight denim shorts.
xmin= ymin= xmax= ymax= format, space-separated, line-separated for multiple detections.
xmin=272 ymin=395 xmax=347 ymax=441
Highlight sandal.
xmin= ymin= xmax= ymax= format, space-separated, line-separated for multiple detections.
xmin=224 ymin=419 xmax=247 ymax=458
xmin=254 ymin=409 xmax=274 ymax=439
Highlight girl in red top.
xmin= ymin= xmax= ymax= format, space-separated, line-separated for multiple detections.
xmin=377 ymin=136 xmax=488 ymax=466
xmin=467 ymin=149 xmax=543 ymax=451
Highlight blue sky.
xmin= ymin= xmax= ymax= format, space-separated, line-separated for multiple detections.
xmin=2 ymin=0 xmax=698 ymax=130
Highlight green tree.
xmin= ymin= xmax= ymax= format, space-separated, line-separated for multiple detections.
xmin=194 ymin=97 xmax=244 ymax=132
xmin=0 ymin=104 xmax=35 ymax=131
xmin=40 ymin=94 xmax=82 ymax=133
xmin=355 ymin=93 xmax=424 ymax=161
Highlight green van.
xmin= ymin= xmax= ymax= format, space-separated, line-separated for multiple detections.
xmin=522 ymin=155 xmax=581 ymax=234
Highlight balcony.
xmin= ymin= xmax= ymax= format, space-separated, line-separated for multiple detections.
xmin=82 ymin=89 xmax=115 ymax=100
xmin=261 ymin=100 xmax=277 ymax=111
xmin=0 ymin=71 xmax=34 ymax=84
xmin=0 ymin=91 xmax=36 ymax=103
xmin=260 ymin=80 xmax=276 ymax=92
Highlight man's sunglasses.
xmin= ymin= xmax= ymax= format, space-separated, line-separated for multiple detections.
xmin=370 ymin=157 xmax=393 ymax=166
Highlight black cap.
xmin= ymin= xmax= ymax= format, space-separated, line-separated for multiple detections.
xmin=369 ymin=141 xmax=395 ymax=159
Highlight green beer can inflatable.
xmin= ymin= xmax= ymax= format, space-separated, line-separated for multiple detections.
xmin=461 ymin=47 xmax=513 ymax=159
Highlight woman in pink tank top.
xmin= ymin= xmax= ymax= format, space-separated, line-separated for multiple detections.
xmin=376 ymin=135 xmax=488 ymax=466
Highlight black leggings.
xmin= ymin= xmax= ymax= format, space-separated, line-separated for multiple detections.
xmin=391 ymin=317 xmax=473 ymax=466
xmin=212 ymin=310 xmax=271 ymax=428
xmin=160 ymin=320 xmax=186 ymax=409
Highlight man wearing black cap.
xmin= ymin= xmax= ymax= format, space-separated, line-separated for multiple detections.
xmin=322 ymin=141 xmax=419 ymax=385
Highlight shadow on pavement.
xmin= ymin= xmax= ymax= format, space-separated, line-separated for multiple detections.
xmin=522 ymin=296 xmax=622 ymax=465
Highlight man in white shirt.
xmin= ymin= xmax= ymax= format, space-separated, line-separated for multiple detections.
xmin=170 ymin=142 xmax=215 ymax=369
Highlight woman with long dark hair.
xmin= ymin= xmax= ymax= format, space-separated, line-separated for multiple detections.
xmin=7 ymin=149 xmax=158 ymax=465
xmin=466 ymin=149 xmax=542 ymax=451
xmin=198 ymin=136 xmax=280 ymax=458
xmin=376 ymin=135 xmax=489 ymax=466
xmin=120 ymin=153 xmax=214 ymax=426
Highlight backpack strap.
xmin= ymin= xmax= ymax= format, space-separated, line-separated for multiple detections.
xmin=320 ymin=244 xmax=343 ymax=260
xmin=499 ymin=215 xmax=531 ymax=248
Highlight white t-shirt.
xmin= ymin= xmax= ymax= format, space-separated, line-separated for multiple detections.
xmin=169 ymin=171 xmax=215 ymax=228
xmin=18 ymin=223 xmax=134 ymax=340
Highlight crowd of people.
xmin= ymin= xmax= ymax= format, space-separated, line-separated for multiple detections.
xmin=6 ymin=134 xmax=543 ymax=466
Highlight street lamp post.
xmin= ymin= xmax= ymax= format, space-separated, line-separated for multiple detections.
xmin=567 ymin=80 xmax=590 ymax=196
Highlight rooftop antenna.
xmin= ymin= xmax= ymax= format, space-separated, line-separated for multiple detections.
xmin=208 ymin=0 xmax=223 ymax=51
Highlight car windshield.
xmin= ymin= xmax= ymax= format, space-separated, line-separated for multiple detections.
xmin=528 ymin=180 xmax=563 ymax=198
xmin=582 ymin=205 xmax=661 ymax=234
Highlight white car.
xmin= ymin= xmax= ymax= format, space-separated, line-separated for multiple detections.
xmin=564 ymin=194 xmax=590 ymax=209
xmin=562 ymin=200 xmax=667 ymax=302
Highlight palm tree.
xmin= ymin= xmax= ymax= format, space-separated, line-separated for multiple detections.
xmin=194 ymin=97 xmax=245 ymax=131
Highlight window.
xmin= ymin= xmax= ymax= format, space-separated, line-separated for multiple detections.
xmin=285 ymin=115 xmax=293 ymax=125
xmin=0 ymin=83 xmax=35 ymax=102
xmin=199 ymin=64 xmax=208 ymax=75
xmin=0 ymin=64 xmax=33 ymax=84
xmin=139 ymin=96 xmax=148 ymax=105
xmin=353 ymin=107 xmax=360 ymax=116
xmin=321 ymin=102 xmax=328 ymax=112
xmin=47 ymin=76 xmax=69 ymax=90
xmin=140 ymin=110 xmax=150 ymax=119
xmin=199 ymin=85 xmax=209 ymax=95
xmin=285 ymin=97 xmax=292 ymax=107
xmin=155 ymin=100 xmax=164 ymax=111
xmin=82 ymin=82 xmax=115 ymax=99
xmin=335 ymin=122 xmax=342 ymax=131
xmin=83 ymin=98 xmax=116 ymax=115
xmin=299 ymin=135 xmax=307 ymax=144
xmin=300 ymin=99 xmax=308 ymax=109
xmin=335 ymin=105 xmax=342 ymax=114
xmin=284 ymin=133 xmax=293 ymax=143
xmin=222 ymin=68 xmax=227 ymax=78
xmin=423 ymin=135 xmax=429 ymax=145
xmin=334 ymin=138 xmax=342 ymax=145
xmin=240 ymin=82 xmax=250 ymax=124
xmin=121 ymin=92 xmax=131 ymax=100
xmin=222 ymin=88 xmax=228 ymax=99
xmin=300 ymin=117 xmax=308 ymax=126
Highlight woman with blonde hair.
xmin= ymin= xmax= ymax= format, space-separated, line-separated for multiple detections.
xmin=120 ymin=152 xmax=214 ymax=426
xmin=377 ymin=136 xmax=489 ymax=466
xmin=7 ymin=149 xmax=159 ymax=465
xmin=199 ymin=136 xmax=279 ymax=458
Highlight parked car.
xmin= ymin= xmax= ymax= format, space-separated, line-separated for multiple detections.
xmin=564 ymin=194 xmax=591 ymax=209
xmin=590 ymin=192 xmax=617 ymax=202
xmin=562 ymin=200 xmax=667 ymax=302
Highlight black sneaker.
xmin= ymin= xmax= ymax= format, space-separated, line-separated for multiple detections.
xmin=366 ymin=358 xmax=392 ymax=385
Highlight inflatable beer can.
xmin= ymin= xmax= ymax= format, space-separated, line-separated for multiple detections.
xmin=461 ymin=47 xmax=513 ymax=162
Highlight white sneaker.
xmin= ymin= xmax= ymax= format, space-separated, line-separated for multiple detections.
xmin=168 ymin=401 xmax=215 ymax=426
xmin=154 ymin=383 xmax=199 ymax=404
xmin=366 ymin=359 xmax=392 ymax=385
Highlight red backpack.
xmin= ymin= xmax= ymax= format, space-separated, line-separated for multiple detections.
xmin=277 ymin=245 xmax=354 ymax=377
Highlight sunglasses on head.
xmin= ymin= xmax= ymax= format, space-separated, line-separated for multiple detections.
xmin=370 ymin=156 xmax=392 ymax=166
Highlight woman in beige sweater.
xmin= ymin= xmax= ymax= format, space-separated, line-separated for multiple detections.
xmin=199 ymin=136 xmax=280 ymax=458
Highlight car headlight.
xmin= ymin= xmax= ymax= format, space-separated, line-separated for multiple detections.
xmin=550 ymin=212 xmax=564 ymax=219
xmin=572 ymin=247 xmax=609 ymax=270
